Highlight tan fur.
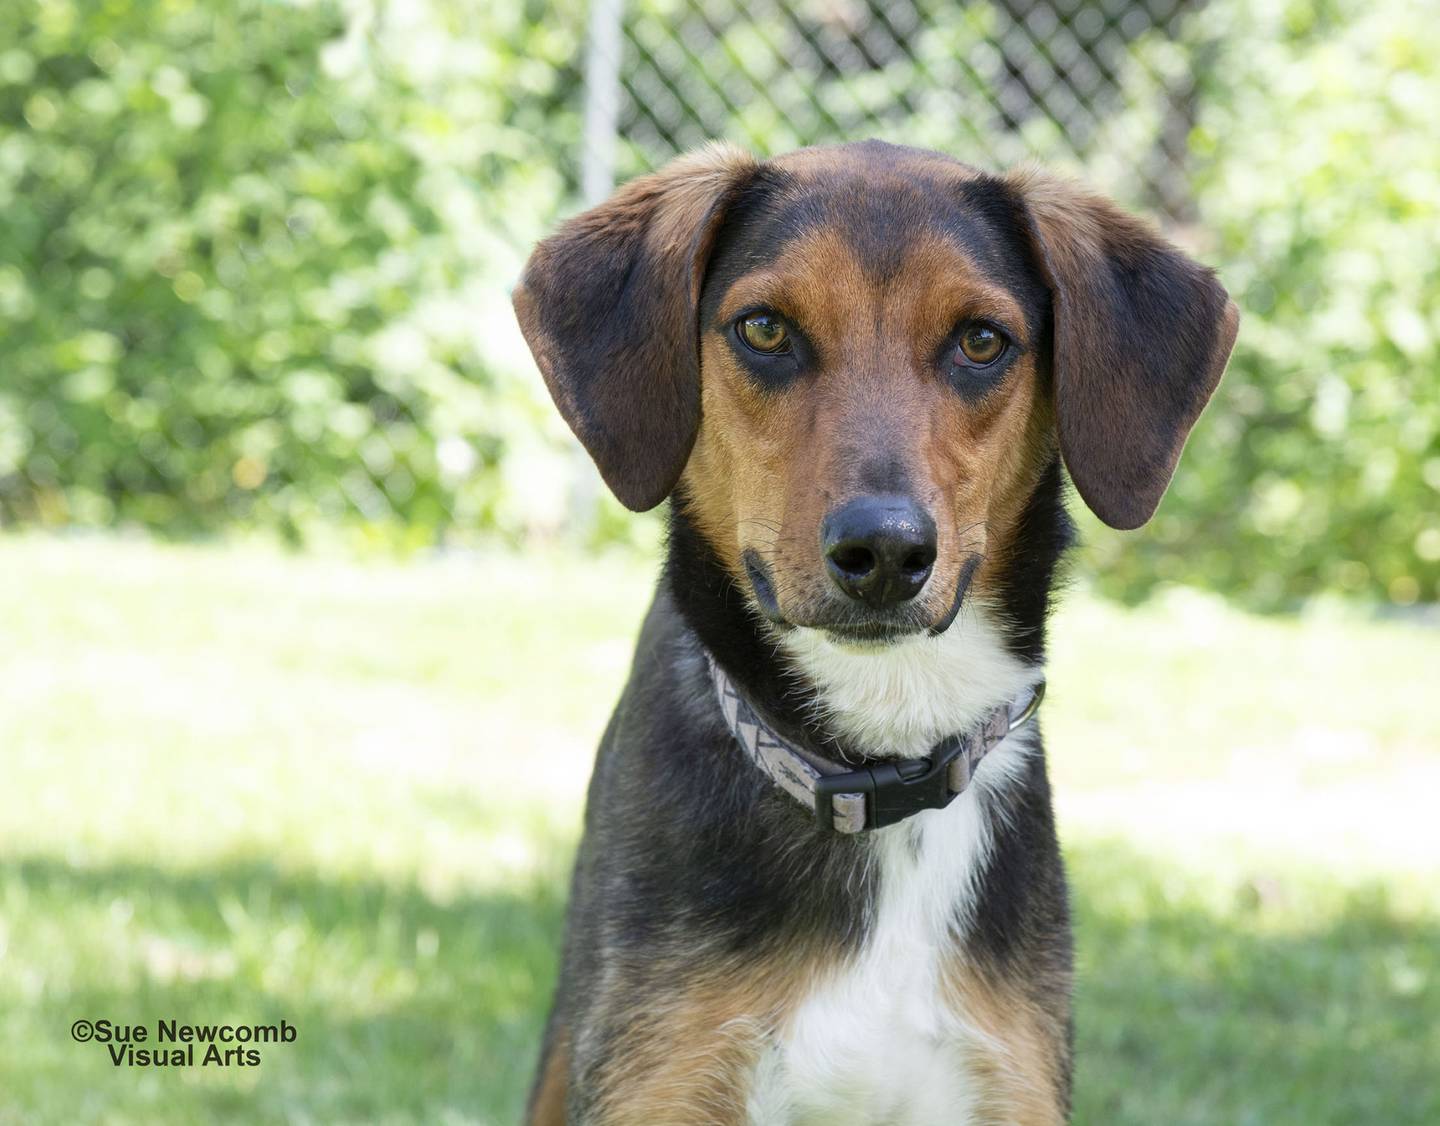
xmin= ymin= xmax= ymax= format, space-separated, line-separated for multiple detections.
xmin=942 ymin=958 xmax=1070 ymax=1126
xmin=648 ymin=141 xmax=757 ymax=258
xmin=589 ymin=960 xmax=812 ymax=1126
xmin=1005 ymin=163 xmax=1119 ymax=257
xmin=682 ymin=222 xmax=1047 ymax=628
xmin=528 ymin=1028 xmax=570 ymax=1126
xmin=770 ymin=143 xmax=987 ymax=186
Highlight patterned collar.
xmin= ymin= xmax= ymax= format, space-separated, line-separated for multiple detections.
xmin=706 ymin=654 xmax=1044 ymax=833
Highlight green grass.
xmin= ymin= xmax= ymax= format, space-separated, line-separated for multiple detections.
xmin=1 ymin=535 xmax=1436 ymax=1124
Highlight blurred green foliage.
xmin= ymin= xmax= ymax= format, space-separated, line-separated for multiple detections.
xmin=0 ymin=0 xmax=1436 ymax=604
xmin=1083 ymin=0 xmax=1440 ymax=607
xmin=0 ymin=0 xmax=583 ymax=545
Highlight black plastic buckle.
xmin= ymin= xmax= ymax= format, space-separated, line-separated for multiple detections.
xmin=811 ymin=735 xmax=967 ymax=831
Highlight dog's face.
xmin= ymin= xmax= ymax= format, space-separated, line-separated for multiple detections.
xmin=515 ymin=142 xmax=1237 ymax=645
xmin=686 ymin=147 xmax=1053 ymax=642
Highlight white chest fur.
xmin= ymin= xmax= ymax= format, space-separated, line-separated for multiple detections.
xmin=780 ymin=602 xmax=1039 ymax=759
xmin=747 ymin=607 xmax=1040 ymax=1126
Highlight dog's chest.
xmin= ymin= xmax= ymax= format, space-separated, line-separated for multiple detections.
xmin=745 ymin=792 xmax=997 ymax=1126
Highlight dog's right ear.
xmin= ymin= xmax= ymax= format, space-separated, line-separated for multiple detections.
xmin=513 ymin=144 xmax=758 ymax=512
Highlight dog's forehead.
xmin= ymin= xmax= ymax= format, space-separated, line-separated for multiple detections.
xmin=704 ymin=142 xmax=1038 ymax=312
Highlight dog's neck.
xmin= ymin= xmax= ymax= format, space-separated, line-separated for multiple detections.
xmin=665 ymin=457 xmax=1073 ymax=761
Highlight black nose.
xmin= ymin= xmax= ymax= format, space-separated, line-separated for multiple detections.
xmin=822 ymin=495 xmax=937 ymax=608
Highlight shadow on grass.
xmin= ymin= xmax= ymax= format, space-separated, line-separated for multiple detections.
xmin=3 ymin=843 xmax=1436 ymax=1125
xmin=0 ymin=854 xmax=568 ymax=1125
xmin=1071 ymin=841 xmax=1440 ymax=1126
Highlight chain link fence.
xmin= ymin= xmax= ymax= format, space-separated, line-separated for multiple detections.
xmin=580 ymin=0 xmax=1208 ymax=219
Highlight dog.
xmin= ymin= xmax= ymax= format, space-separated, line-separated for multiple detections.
xmin=512 ymin=140 xmax=1237 ymax=1125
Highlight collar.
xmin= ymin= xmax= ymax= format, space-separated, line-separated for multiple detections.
xmin=706 ymin=654 xmax=1044 ymax=833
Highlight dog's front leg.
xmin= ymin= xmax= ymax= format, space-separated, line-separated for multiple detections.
xmin=561 ymin=965 xmax=794 ymax=1126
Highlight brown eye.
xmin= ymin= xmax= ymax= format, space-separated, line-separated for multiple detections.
xmin=739 ymin=312 xmax=790 ymax=354
xmin=956 ymin=323 xmax=1004 ymax=366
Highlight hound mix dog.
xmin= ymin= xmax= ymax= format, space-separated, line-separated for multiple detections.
xmin=513 ymin=140 xmax=1237 ymax=1125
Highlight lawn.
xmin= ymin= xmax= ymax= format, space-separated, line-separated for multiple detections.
xmin=1 ymin=535 xmax=1436 ymax=1124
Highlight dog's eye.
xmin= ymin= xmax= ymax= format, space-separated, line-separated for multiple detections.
xmin=739 ymin=312 xmax=790 ymax=354
xmin=954 ymin=323 xmax=1005 ymax=367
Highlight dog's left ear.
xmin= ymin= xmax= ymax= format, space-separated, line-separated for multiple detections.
xmin=513 ymin=144 xmax=759 ymax=512
xmin=1007 ymin=168 xmax=1240 ymax=530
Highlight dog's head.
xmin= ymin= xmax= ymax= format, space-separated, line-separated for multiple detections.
xmin=515 ymin=141 xmax=1237 ymax=645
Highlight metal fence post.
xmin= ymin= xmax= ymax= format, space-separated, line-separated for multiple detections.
xmin=581 ymin=0 xmax=625 ymax=207
xmin=569 ymin=0 xmax=627 ymax=535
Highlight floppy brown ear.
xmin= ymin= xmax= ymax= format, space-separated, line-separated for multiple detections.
xmin=513 ymin=144 xmax=758 ymax=512
xmin=1007 ymin=168 xmax=1239 ymax=530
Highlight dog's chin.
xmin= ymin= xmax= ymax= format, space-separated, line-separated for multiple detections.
xmin=756 ymin=588 xmax=946 ymax=648
xmin=788 ymin=604 xmax=942 ymax=650
xmin=816 ymin=622 xmax=925 ymax=650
